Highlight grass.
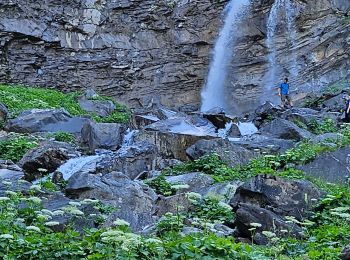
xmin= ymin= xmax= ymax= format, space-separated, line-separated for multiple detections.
xmin=0 ymin=84 xmax=130 ymax=123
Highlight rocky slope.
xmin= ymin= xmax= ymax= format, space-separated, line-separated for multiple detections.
xmin=0 ymin=0 xmax=349 ymax=112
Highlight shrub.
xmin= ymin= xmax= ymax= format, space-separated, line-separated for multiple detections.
xmin=0 ymin=136 xmax=37 ymax=162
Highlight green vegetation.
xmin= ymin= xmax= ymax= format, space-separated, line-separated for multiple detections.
xmin=308 ymin=118 xmax=337 ymax=135
xmin=0 ymin=85 xmax=130 ymax=123
xmin=144 ymin=175 xmax=176 ymax=196
xmin=47 ymin=131 xmax=76 ymax=143
xmin=0 ymin=136 xmax=37 ymax=162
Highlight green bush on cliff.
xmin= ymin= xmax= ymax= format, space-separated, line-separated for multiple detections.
xmin=0 ymin=84 xmax=130 ymax=123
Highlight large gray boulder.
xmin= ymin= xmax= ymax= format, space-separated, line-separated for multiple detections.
xmin=81 ymin=122 xmax=127 ymax=152
xmin=65 ymin=171 xmax=157 ymax=231
xmin=0 ymin=103 xmax=8 ymax=124
xmin=0 ymin=160 xmax=31 ymax=195
xmin=18 ymin=141 xmax=79 ymax=181
xmin=229 ymin=135 xmax=294 ymax=154
xmin=78 ymin=98 xmax=116 ymax=117
xmin=201 ymin=107 xmax=236 ymax=129
xmin=299 ymin=147 xmax=350 ymax=183
xmin=230 ymin=175 xmax=321 ymax=220
xmin=165 ymin=172 xmax=214 ymax=193
xmin=340 ymin=244 xmax=350 ymax=260
xmin=235 ymin=203 xmax=304 ymax=245
xmin=186 ymin=138 xmax=258 ymax=167
xmin=156 ymin=193 xmax=192 ymax=216
xmin=260 ymin=118 xmax=313 ymax=141
xmin=5 ymin=109 xmax=90 ymax=134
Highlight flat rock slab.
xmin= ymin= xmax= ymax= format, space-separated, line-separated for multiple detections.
xmin=299 ymin=147 xmax=350 ymax=183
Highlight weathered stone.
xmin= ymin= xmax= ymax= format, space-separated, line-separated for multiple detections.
xmin=260 ymin=118 xmax=313 ymax=141
xmin=81 ymin=122 xmax=127 ymax=152
xmin=0 ymin=160 xmax=31 ymax=195
xmin=65 ymin=171 xmax=157 ymax=231
xmin=135 ymin=130 xmax=215 ymax=161
xmin=230 ymin=175 xmax=321 ymax=220
xmin=156 ymin=193 xmax=192 ymax=216
xmin=226 ymin=124 xmax=241 ymax=137
xmin=78 ymin=98 xmax=116 ymax=117
xmin=0 ymin=103 xmax=8 ymax=124
xmin=5 ymin=109 xmax=90 ymax=134
xmin=299 ymin=147 xmax=350 ymax=183
xmin=229 ymin=135 xmax=294 ymax=154
xmin=186 ymin=138 xmax=258 ymax=167
xmin=253 ymin=102 xmax=283 ymax=127
xmin=201 ymin=108 xmax=236 ymax=129
xmin=340 ymin=244 xmax=350 ymax=260
xmin=165 ymin=172 xmax=214 ymax=193
xmin=235 ymin=203 xmax=303 ymax=245
xmin=197 ymin=181 xmax=243 ymax=201
xmin=19 ymin=141 xmax=78 ymax=181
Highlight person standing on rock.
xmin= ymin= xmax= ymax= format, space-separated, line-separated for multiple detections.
xmin=343 ymin=95 xmax=350 ymax=123
xmin=278 ymin=78 xmax=293 ymax=108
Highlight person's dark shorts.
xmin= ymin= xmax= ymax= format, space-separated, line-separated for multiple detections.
xmin=281 ymin=94 xmax=291 ymax=104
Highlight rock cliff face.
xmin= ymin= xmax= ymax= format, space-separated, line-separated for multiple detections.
xmin=0 ymin=0 xmax=349 ymax=112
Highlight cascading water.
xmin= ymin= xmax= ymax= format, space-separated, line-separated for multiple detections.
xmin=200 ymin=0 xmax=251 ymax=113
xmin=265 ymin=0 xmax=298 ymax=93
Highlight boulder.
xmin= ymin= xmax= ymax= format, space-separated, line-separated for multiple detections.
xmin=340 ymin=244 xmax=350 ymax=260
xmin=0 ymin=160 xmax=31 ymax=195
xmin=0 ymin=103 xmax=8 ymax=124
xmin=78 ymin=98 xmax=116 ymax=117
xmin=201 ymin=107 xmax=236 ymax=129
xmin=165 ymin=172 xmax=214 ymax=193
xmin=186 ymin=138 xmax=258 ymax=167
xmin=321 ymin=92 xmax=347 ymax=112
xmin=310 ymin=133 xmax=343 ymax=144
xmin=65 ymin=171 xmax=157 ymax=231
xmin=299 ymin=147 xmax=350 ymax=183
xmin=260 ymin=118 xmax=313 ymax=141
xmin=156 ymin=193 xmax=192 ymax=216
xmin=18 ymin=141 xmax=78 ymax=181
xmin=135 ymin=130 xmax=215 ymax=161
xmin=253 ymin=102 xmax=283 ymax=127
xmin=229 ymin=135 xmax=294 ymax=154
xmin=108 ymin=142 xmax=158 ymax=180
xmin=197 ymin=181 xmax=243 ymax=201
xmin=235 ymin=203 xmax=303 ymax=245
xmin=131 ymin=114 xmax=160 ymax=129
xmin=230 ymin=175 xmax=321 ymax=220
xmin=226 ymin=124 xmax=241 ymax=137
xmin=5 ymin=109 xmax=90 ymax=134
xmin=81 ymin=122 xmax=127 ymax=152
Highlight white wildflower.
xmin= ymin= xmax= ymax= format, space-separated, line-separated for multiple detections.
xmin=101 ymin=230 xmax=124 ymax=237
xmin=0 ymin=234 xmax=14 ymax=239
xmin=52 ymin=210 xmax=64 ymax=216
xmin=5 ymin=191 xmax=17 ymax=196
xmin=37 ymin=168 xmax=48 ymax=173
xmin=186 ymin=192 xmax=202 ymax=202
xmin=16 ymin=218 xmax=25 ymax=223
xmin=331 ymin=207 xmax=350 ymax=212
xmin=250 ymin=222 xmax=262 ymax=228
xmin=69 ymin=201 xmax=81 ymax=207
xmin=37 ymin=214 xmax=52 ymax=221
xmin=145 ymin=238 xmax=162 ymax=244
xmin=27 ymin=196 xmax=42 ymax=204
xmin=171 ymin=184 xmax=190 ymax=190
xmin=0 ymin=197 xmax=10 ymax=201
xmin=29 ymin=185 xmax=42 ymax=191
xmin=41 ymin=209 xmax=53 ymax=216
xmin=1 ymin=181 xmax=12 ymax=186
xmin=44 ymin=221 xmax=60 ymax=226
xmin=26 ymin=226 xmax=41 ymax=232
xmin=113 ymin=219 xmax=130 ymax=227
xmin=82 ymin=199 xmax=99 ymax=204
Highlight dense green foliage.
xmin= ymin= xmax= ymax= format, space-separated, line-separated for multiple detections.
xmin=0 ymin=85 xmax=130 ymax=123
xmin=47 ymin=131 xmax=76 ymax=143
xmin=0 ymin=136 xmax=37 ymax=162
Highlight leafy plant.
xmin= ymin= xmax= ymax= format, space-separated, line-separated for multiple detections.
xmin=47 ymin=131 xmax=75 ymax=143
xmin=0 ymin=136 xmax=37 ymax=162
xmin=145 ymin=175 xmax=176 ymax=196
xmin=308 ymin=118 xmax=337 ymax=135
xmin=0 ymin=84 xmax=130 ymax=123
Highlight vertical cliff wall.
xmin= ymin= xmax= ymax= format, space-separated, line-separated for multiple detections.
xmin=0 ymin=0 xmax=349 ymax=113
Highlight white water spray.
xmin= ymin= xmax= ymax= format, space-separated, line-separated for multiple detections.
xmin=201 ymin=0 xmax=250 ymax=112
xmin=266 ymin=0 xmax=298 ymax=91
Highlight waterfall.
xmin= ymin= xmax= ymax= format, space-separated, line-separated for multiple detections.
xmin=200 ymin=0 xmax=251 ymax=113
xmin=265 ymin=0 xmax=298 ymax=93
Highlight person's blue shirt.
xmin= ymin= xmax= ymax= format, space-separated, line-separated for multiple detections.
xmin=280 ymin=83 xmax=289 ymax=95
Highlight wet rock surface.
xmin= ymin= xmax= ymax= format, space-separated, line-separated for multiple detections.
xmin=5 ymin=109 xmax=90 ymax=134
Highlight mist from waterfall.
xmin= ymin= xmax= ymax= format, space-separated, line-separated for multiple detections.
xmin=265 ymin=0 xmax=298 ymax=93
xmin=200 ymin=0 xmax=250 ymax=113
